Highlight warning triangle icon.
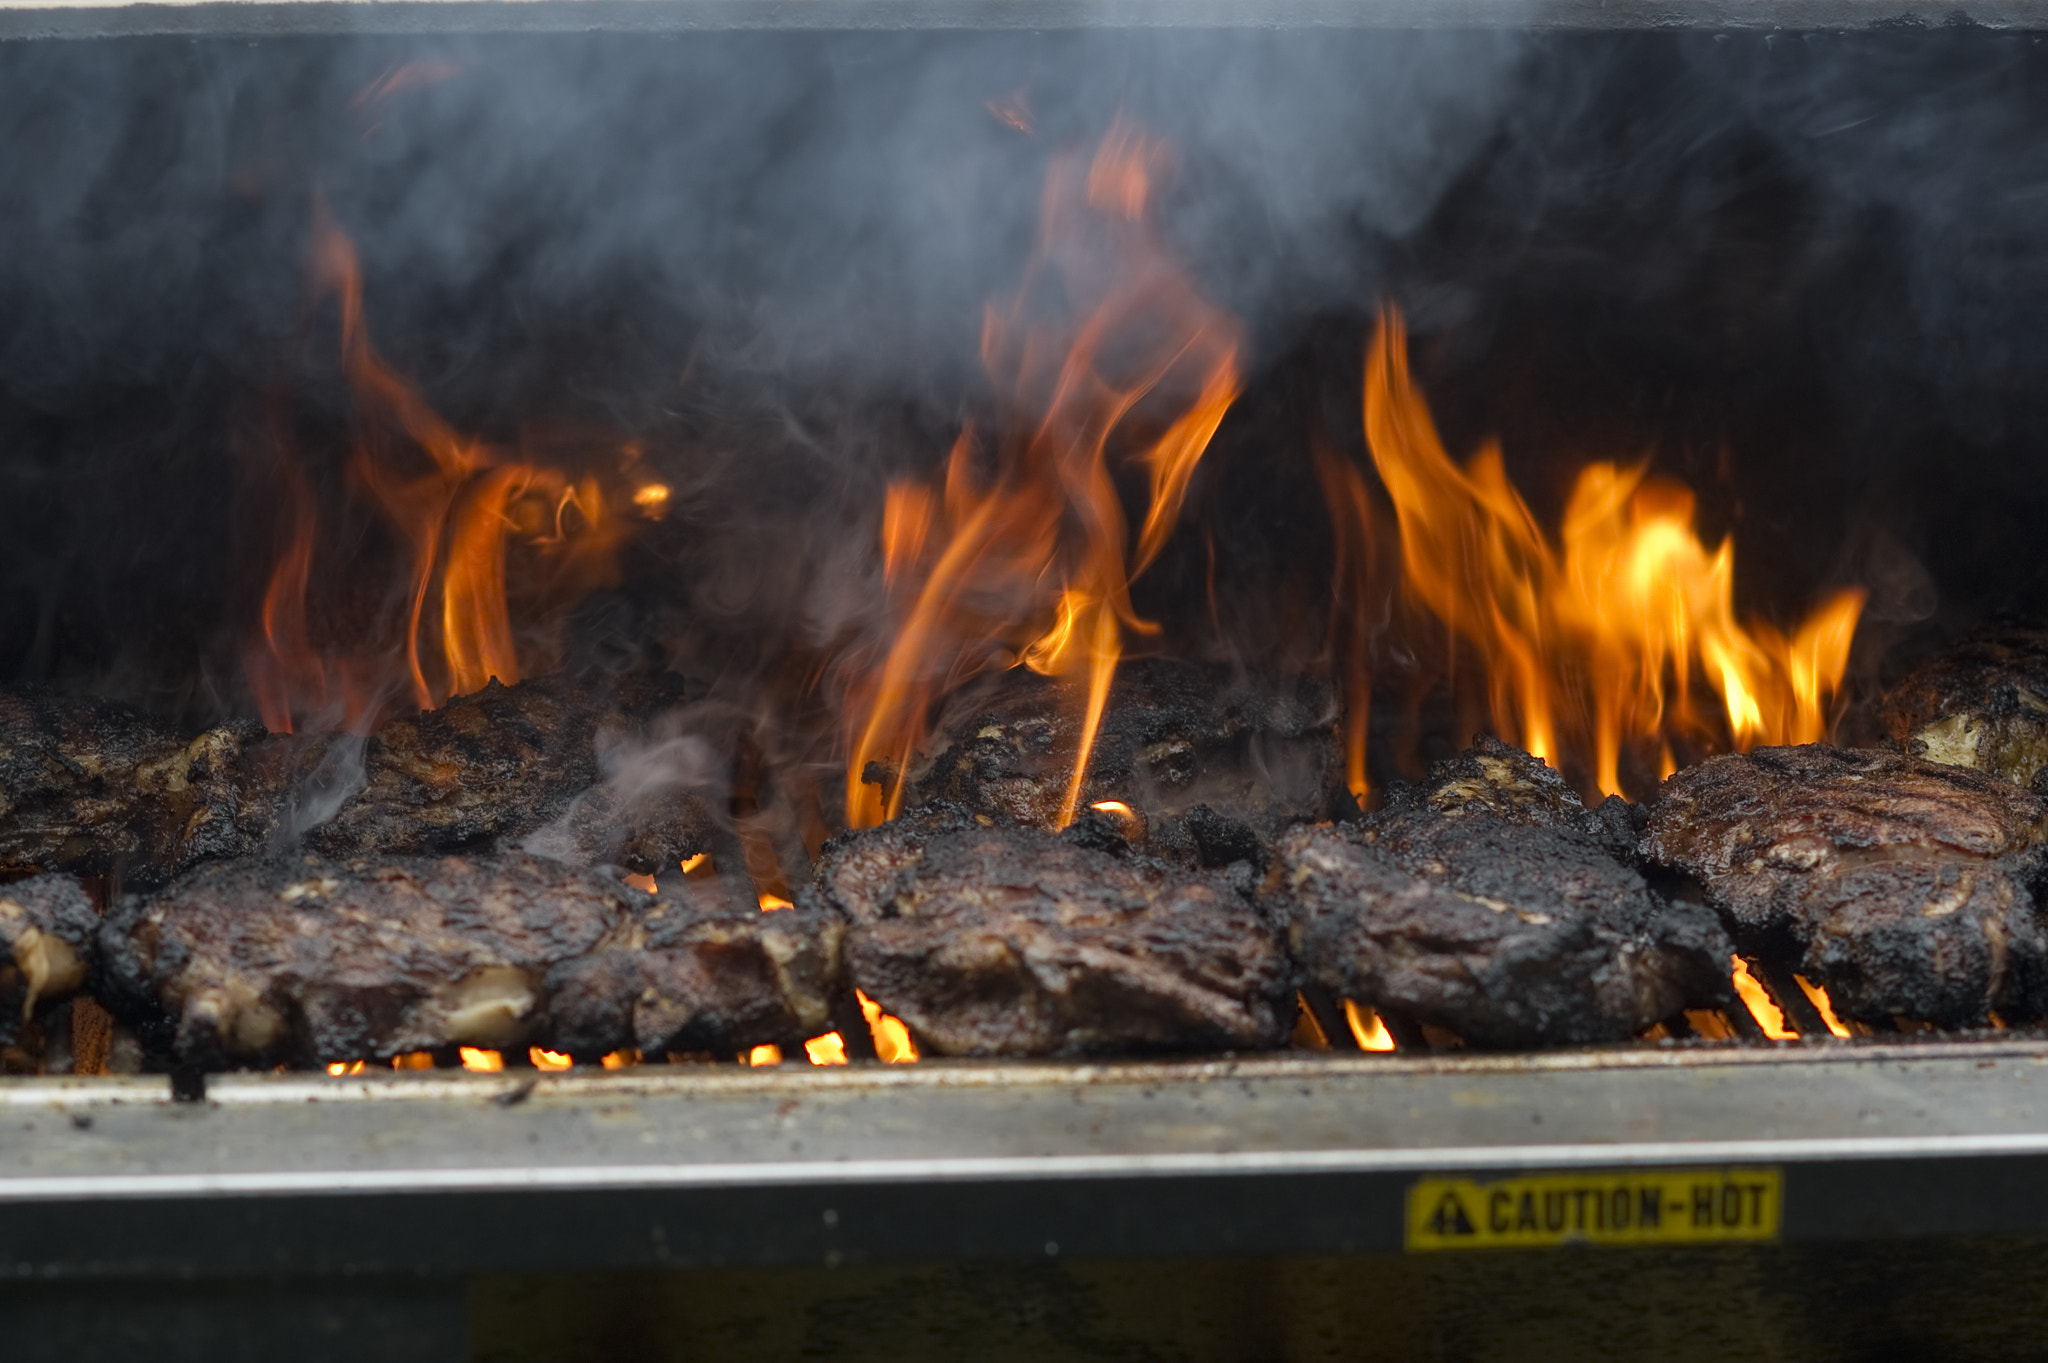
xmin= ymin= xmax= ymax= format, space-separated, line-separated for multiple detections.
xmin=1427 ymin=1191 xmax=1477 ymax=1237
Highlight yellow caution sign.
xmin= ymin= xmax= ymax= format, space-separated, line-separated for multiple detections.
xmin=1406 ymin=1167 xmax=1782 ymax=1251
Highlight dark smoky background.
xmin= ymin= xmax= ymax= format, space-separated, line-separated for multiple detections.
xmin=2 ymin=24 xmax=2047 ymax=738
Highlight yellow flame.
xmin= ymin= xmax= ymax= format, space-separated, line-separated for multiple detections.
xmin=804 ymin=1033 xmax=850 ymax=1065
xmin=1730 ymin=957 xmax=1795 ymax=1040
xmin=746 ymin=1044 xmax=784 ymax=1066
xmin=857 ymin=990 xmax=920 ymax=1063
xmin=1794 ymin=975 xmax=1853 ymax=1038
xmin=459 ymin=1047 xmax=503 ymax=1072
xmin=845 ymin=120 xmax=1240 ymax=831
xmin=1358 ymin=306 xmax=1863 ymax=797
xmin=1343 ymin=1000 xmax=1397 ymax=1052
xmin=529 ymin=1048 xmax=573 ymax=1071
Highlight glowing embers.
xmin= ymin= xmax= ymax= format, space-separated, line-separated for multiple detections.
xmin=1310 ymin=958 xmax=1857 ymax=1053
xmin=845 ymin=118 xmax=1241 ymax=830
xmin=243 ymin=210 xmax=658 ymax=736
xmin=1350 ymin=305 xmax=1864 ymax=800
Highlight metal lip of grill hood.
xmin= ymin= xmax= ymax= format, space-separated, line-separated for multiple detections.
xmin=4 ymin=0 xmax=2048 ymax=40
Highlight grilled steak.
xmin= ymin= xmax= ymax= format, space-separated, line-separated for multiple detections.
xmin=303 ymin=671 xmax=714 ymax=868
xmin=905 ymin=659 xmax=1342 ymax=869
xmin=1882 ymin=617 xmax=2048 ymax=788
xmin=0 ymin=671 xmax=717 ymax=888
xmin=1274 ymin=739 xmax=1734 ymax=1047
xmin=1641 ymin=744 xmax=2048 ymax=1026
xmin=546 ymin=881 xmax=843 ymax=1058
xmin=0 ymin=689 xmax=270 ymax=889
xmin=97 ymin=850 xmax=645 ymax=1067
xmin=808 ymin=807 xmax=1293 ymax=1057
xmin=0 ymin=874 xmax=96 ymax=1049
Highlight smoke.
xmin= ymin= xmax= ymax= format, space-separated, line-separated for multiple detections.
xmin=269 ymin=733 xmax=369 ymax=848
xmin=7 ymin=24 xmax=2048 ymax=713
xmin=0 ymin=28 xmax=1527 ymax=703
xmin=520 ymin=711 xmax=724 ymax=870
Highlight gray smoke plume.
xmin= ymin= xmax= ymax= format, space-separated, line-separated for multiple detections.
xmin=4 ymin=24 xmax=2048 ymax=711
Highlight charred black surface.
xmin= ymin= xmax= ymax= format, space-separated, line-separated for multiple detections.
xmin=1882 ymin=617 xmax=2048 ymax=789
xmin=546 ymin=880 xmax=843 ymax=1058
xmin=1378 ymin=735 xmax=1645 ymax=862
xmin=0 ymin=688 xmax=272 ymax=889
xmin=96 ymin=850 xmax=644 ymax=1068
xmin=1641 ymin=744 xmax=2048 ymax=1027
xmin=303 ymin=671 xmax=714 ymax=867
xmin=807 ymin=807 xmax=1293 ymax=1057
xmin=906 ymin=660 xmax=1343 ymax=870
xmin=1274 ymin=739 xmax=1732 ymax=1048
xmin=0 ymin=873 xmax=95 ymax=1049
xmin=0 ymin=670 xmax=719 ymax=890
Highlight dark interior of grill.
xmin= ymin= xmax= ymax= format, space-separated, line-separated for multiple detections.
xmin=9 ymin=25 xmax=2048 ymax=1076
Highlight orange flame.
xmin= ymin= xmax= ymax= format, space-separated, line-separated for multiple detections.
xmin=244 ymin=208 xmax=637 ymax=732
xmin=857 ymin=989 xmax=920 ymax=1063
xmin=845 ymin=120 xmax=1240 ymax=827
xmin=1357 ymin=306 xmax=1863 ymax=797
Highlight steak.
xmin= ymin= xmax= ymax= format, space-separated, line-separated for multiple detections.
xmin=807 ymin=807 xmax=1293 ymax=1057
xmin=0 ymin=671 xmax=717 ymax=889
xmin=1274 ymin=739 xmax=1734 ymax=1048
xmin=546 ymin=881 xmax=844 ymax=1058
xmin=0 ymin=688 xmax=269 ymax=889
xmin=301 ymin=671 xmax=715 ymax=869
xmin=1882 ymin=617 xmax=2048 ymax=788
xmin=98 ymin=850 xmax=645 ymax=1067
xmin=1640 ymin=744 xmax=2048 ymax=1026
xmin=0 ymin=874 xmax=96 ymax=1049
xmin=904 ymin=659 xmax=1343 ymax=869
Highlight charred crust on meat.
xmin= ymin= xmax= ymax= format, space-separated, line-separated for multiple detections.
xmin=0 ymin=874 xmax=97 ymax=1048
xmin=1882 ymin=616 xmax=2048 ymax=788
xmin=807 ymin=810 xmax=1293 ymax=1057
xmin=901 ymin=660 xmax=1341 ymax=869
xmin=1377 ymin=736 xmax=1643 ymax=862
xmin=1271 ymin=739 xmax=1734 ymax=1048
xmin=0 ymin=670 xmax=718 ymax=890
xmin=301 ymin=671 xmax=714 ymax=866
xmin=0 ymin=687 xmax=268 ymax=890
xmin=546 ymin=879 xmax=843 ymax=1057
xmin=1641 ymin=743 xmax=2048 ymax=1026
xmin=95 ymin=849 xmax=837 ymax=1069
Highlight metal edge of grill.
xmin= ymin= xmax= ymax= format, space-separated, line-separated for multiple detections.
xmin=7 ymin=1039 xmax=2048 ymax=1282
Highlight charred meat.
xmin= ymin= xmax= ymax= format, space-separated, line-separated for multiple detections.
xmin=97 ymin=850 xmax=646 ymax=1067
xmin=0 ymin=671 xmax=717 ymax=890
xmin=808 ymin=807 xmax=1293 ymax=1057
xmin=303 ymin=671 xmax=714 ymax=868
xmin=1882 ymin=617 xmax=2048 ymax=788
xmin=0 ymin=689 xmax=270 ymax=888
xmin=1641 ymin=744 xmax=2048 ymax=1026
xmin=1274 ymin=739 xmax=1733 ymax=1047
xmin=546 ymin=880 xmax=843 ymax=1058
xmin=0 ymin=874 xmax=96 ymax=1049
xmin=905 ymin=660 xmax=1342 ymax=869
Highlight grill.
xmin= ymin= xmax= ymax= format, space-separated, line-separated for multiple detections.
xmin=10 ymin=1038 xmax=2048 ymax=1357
xmin=9 ymin=2 xmax=2048 ymax=1358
